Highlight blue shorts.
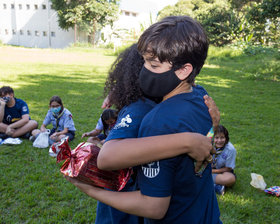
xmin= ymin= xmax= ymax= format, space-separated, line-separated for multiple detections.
xmin=97 ymin=133 xmax=106 ymax=141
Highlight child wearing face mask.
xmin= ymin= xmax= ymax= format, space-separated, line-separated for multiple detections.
xmin=30 ymin=96 xmax=76 ymax=144
xmin=81 ymin=109 xmax=117 ymax=145
xmin=0 ymin=86 xmax=38 ymax=139
xmin=212 ymin=125 xmax=237 ymax=195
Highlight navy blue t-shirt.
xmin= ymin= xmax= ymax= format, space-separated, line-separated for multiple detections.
xmin=3 ymin=98 xmax=30 ymax=124
xmin=137 ymin=85 xmax=222 ymax=224
xmin=95 ymin=98 xmax=156 ymax=224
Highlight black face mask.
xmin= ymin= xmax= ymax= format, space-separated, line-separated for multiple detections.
xmin=139 ymin=66 xmax=181 ymax=98
xmin=2 ymin=96 xmax=11 ymax=103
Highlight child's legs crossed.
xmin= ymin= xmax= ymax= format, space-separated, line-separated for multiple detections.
xmin=0 ymin=122 xmax=8 ymax=133
xmin=214 ymin=172 xmax=236 ymax=187
xmin=11 ymin=120 xmax=38 ymax=137
xmin=57 ymin=131 xmax=75 ymax=142
xmin=87 ymin=136 xmax=101 ymax=145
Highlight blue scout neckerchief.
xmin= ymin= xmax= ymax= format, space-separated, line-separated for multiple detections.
xmin=53 ymin=109 xmax=65 ymax=131
xmin=212 ymin=146 xmax=225 ymax=168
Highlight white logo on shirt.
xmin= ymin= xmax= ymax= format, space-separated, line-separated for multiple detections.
xmin=142 ymin=161 xmax=160 ymax=178
xmin=113 ymin=114 xmax=132 ymax=129
xmin=6 ymin=115 xmax=12 ymax=123
xmin=22 ymin=106 xmax=28 ymax=112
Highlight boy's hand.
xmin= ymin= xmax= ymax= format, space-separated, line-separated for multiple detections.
xmin=194 ymin=147 xmax=216 ymax=173
xmin=6 ymin=126 xmax=15 ymax=136
xmin=0 ymin=98 xmax=6 ymax=106
xmin=204 ymin=95 xmax=220 ymax=131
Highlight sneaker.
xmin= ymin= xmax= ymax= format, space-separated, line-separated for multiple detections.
xmin=215 ymin=184 xmax=225 ymax=195
xmin=21 ymin=132 xmax=31 ymax=139
xmin=0 ymin=133 xmax=9 ymax=140
xmin=29 ymin=135 xmax=36 ymax=142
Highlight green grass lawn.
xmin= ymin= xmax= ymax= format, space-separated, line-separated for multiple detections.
xmin=0 ymin=45 xmax=279 ymax=223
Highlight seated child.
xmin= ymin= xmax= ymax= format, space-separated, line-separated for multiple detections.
xmin=31 ymin=96 xmax=76 ymax=144
xmin=0 ymin=86 xmax=38 ymax=139
xmin=212 ymin=125 xmax=237 ymax=195
xmin=82 ymin=109 xmax=117 ymax=145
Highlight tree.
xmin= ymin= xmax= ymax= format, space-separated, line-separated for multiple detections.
xmin=195 ymin=0 xmax=240 ymax=46
xmin=51 ymin=0 xmax=120 ymax=44
xmin=158 ymin=0 xmax=195 ymax=20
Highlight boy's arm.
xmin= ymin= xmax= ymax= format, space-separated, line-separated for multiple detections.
xmin=212 ymin=167 xmax=233 ymax=174
xmin=97 ymin=95 xmax=219 ymax=171
xmin=65 ymin=176 xmax=170 ymax=219
xmin=0 ymin=99 xmax=6 ymax=122
xmin=8 ymin=114 xmax=29 ymax=129
xmin=98 ymin=132 xmax=213 ymax=170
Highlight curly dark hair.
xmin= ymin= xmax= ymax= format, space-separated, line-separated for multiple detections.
xmin=104 ymin=44 xmax=145 ymax=111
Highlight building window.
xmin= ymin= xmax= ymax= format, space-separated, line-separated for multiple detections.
xmin=43 ymin=31 xmax=47 ymax=36
xmin=42 ymin=4 xmax=46 ymax=9
xmin=19 ymin=4 xmax=22 ymax=9
xmin=5 ymin=29 xmax=8 ymax=35
xmin=11 ymin=4 xmax=15 ymax=9
xmin=35 ymin=30 xmax=39 ymax=36
xmin=3 ymin=3 xmax=7 ymax=9
xmin=26 ymin=4 xmax=30 ymax=10
xmin=27 ymin=30 xmax=31 ymax=36
xmin=125 ymin=11 xmax=130 ymax=16
xmin=132 ymin=13 xmax=137 ymax=17
xmin=12 ymin=29 xmax=16 ymax=35
xmin=20 ymin=30 xmax=24 ymax=35
xmin=51 ymin=32 xmax=55 ymax=37
xmin=34 ymin=4 xmax=38 ymax=10
xmin=50 ymin=4 xmax=54 ymax=9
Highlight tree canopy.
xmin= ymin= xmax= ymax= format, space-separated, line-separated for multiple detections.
xmin=158 ymin=0 xmax=279 ymax=47
xmin=51 ymin=0 xmax=120 ymax=44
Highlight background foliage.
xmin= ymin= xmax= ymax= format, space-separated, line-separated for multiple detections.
xmin=158 ymin=0 xmax=279 ymax=47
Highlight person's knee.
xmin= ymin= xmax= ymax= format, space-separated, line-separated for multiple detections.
xmin=29 ymin=120 xmax=38 ymax=129
xmin=0 ymin=122 xmax=7 ymax=133
xmin=225 ymin=175 xmax=236 ymax=187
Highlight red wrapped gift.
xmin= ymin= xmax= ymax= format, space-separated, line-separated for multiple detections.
xmin=50 ymin=138 xmax=133 ymax=191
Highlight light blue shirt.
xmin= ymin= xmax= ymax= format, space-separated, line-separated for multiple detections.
xmin=43 ymin=108 xmax=76 ymax=132
xmin=214 ymin=142 xmax=236 ymax=170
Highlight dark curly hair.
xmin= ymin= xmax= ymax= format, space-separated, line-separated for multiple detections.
xmin=104 ymin=44 xmax=145 ymax=111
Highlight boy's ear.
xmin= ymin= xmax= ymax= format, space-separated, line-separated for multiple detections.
xmin=175 ymin=63 xmax=193 ymax=81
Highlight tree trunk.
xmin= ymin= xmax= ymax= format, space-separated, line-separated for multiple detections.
xmin=89 ymin=20 xmax=96 ymax=46
xmin=74 ymin=23 xmax=77 ymax=43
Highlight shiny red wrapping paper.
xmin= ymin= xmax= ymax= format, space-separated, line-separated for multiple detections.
xmin=52 ymin=138 xmax=133 ymax=191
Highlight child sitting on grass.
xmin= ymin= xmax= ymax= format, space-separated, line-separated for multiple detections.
xmin=212 ymin=125 xmax=237 ymax=195
xmin=81 ymin=109 xmax=117 ymax=145
xmin=30 ymin=96 xmax=76 ymax=144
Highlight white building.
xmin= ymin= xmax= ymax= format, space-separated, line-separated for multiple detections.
xmin=0 ymin=0 xmax=87 ymax=48
xmin=0 ymin=0 xmax=177 ymax=48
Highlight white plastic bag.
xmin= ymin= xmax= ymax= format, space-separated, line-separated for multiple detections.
xmin=250 ymin=173 xmax=267 ymax=190
xmin=33 ymin=130 xmax=50 ymax=148
xmin=2 ymin=138 xmax=22 ymax=145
